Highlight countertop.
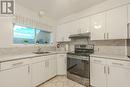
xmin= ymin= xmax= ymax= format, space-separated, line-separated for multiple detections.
xmin=0 ymin=51 xmax=67 ymax=62
xmin=90 ymin=54 xmax=130 ymax=61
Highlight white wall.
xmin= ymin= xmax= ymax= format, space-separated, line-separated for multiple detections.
xmin=0 ymin=3 xmax=57 ymax=48
xmin=59 ymin=0 xmax=130 ymax=24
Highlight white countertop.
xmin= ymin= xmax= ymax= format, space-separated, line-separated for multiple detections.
xmin=90 ymin=54 xmax=130 ymax=61
xmin=0 ymin=51 xmax=67 ymax=62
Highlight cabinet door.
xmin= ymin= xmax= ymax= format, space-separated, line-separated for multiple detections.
xmin=79 ymin=17 xmax=90 ymax=33
xmin=56 ymin=25 xmax=66 ymax=42
xmin=32 ymin=62 xmax=44 ymax=87
xmin=107 ymin=61 xmax=130 ymax=87
xmin=106 ymin=6 xmax=127 ymax=39
xmin=0 ymin=65 xmax=31 ymax=87
xmin=44 ymin=59 xmax=51 ymax=81
xmin=128 ymin=4 xmax=130 ymax=23
xmin=49 ymin=55 xmax=57 ymax=78
xmin=57 ymin=54 xmax=67 ymax=75
xmin=91 ymin=12 xmax=106 ymax=40
xmin=90 ymin=57 xmax=107 ymax=87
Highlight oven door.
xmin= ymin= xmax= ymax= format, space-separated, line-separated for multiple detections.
xmin=67 ymin=56 xmax=90 ymax=78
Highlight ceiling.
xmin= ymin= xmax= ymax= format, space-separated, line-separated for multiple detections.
xmin=16 ymin=0 xmax=106 ymax=20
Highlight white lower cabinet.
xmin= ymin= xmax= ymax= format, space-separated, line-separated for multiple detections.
xmin=90 ymin=58 xmax=107 ymax=87
xmin=0 ymin=65 xmax=31 ymax=87
xmin=32 ymin=55 xmax=57 ymax=87
xmin=57 ymin=54 xmax=67 ymax=75
xmin=90 ymin=57 xmax=130 ymax=87
xmin=32 ymin=61 xmax=45 ymax=87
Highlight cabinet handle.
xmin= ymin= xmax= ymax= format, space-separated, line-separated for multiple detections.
xmin=108 ymin=67 xmax=110 ymax=75
xmin=112 ymin=63 xmax=124 ymax=66
xmin=104 ymin=66 xmax=106 ymax=74
xmin=12 ymin=62 xmax=23 ymax=67
xmin=45 ymin=60 xmax=49 ymax=67
xmin=104 ymin=33 xmax=106 ymax=39
xmin=93 ymin=60 xmax=102 ymax=63
xmin=28 ymin=66 xmax=30 ymax=73
xmin=107 ymin=33 xmax=109 ymax=39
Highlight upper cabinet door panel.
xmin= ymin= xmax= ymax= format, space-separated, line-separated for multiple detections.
xmin=79 ymin=17 xmax=90 ymax=33
xmin=90 ymin=12 xmax=106 ymax=40
xmin=128 ymin=4 xmax=130 ymax=23
xmin=106 ymin=6 xmax=127 ymax=39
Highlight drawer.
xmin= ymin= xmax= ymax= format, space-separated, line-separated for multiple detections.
xmin=0 ymin=59 xmax=31 ymax=71
xmin=90 ymin=57 xmax=106 ymax=64
xmin=31 ymin=56 xmax=44 ymax=63
xmin=108 ymin=59 xmax=130 ymax=69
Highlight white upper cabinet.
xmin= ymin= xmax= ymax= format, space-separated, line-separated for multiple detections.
xmin=106 ymin=6 xmax=127 ymax=39
xmin=90 ymin=12 xmax=106 ymax=40
xmin=56 ymin=20 xmax=80 ymax=42
xmin=128 ymin=4 xmax=130 ymax=23
xmin=79 ymin=17 xmax=90 ymax=33
xmin=91 ymin=5 xmax=127 ymax=40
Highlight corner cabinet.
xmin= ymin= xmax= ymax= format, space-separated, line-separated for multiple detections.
xmin=90 ymin=57 xmax=130 ymax=87
xmin=57 ymin=54 xmax=67 ymax=75
xmin=32 ymin=55 xmax=57 ymax=87
xmin=79 ymin=17 xmax=90 ymax=33
xmin=56 ymin=20 xmax=80 ymax=42
xmin=128 ymin=4 xmax=130 ymax=23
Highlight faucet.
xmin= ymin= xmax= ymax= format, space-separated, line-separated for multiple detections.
xmin=35 ymin=43 xmax=42 ymax=53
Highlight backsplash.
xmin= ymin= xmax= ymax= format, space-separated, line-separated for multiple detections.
xmin=58 ymin=39 xmax=127 ymax=56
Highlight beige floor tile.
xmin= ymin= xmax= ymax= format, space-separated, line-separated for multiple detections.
xmin=39 ymin=76 xmax=86 ymax=87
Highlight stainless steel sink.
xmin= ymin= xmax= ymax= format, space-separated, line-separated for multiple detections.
xmin=33 ymin=52 xmax=50 ymax=54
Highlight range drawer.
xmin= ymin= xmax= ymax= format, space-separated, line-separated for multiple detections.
xmin=0 ymin=59 xmax=31 ymax=71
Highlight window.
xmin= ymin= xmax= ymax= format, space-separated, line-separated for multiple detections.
xmin=13 ymin=25 xmax=51 ymax=44
xmin=36 ymin=30 xmax=51 ymax=44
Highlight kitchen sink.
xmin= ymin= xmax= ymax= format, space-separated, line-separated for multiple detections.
xmin=33 ymin=52 xmax=50 ymax=54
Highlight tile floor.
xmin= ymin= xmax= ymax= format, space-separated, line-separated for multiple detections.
xmin=39 ymin=76 xmax=86 ymax=87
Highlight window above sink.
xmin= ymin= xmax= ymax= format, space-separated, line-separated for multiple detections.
xmin=13 ymin=24 xmax=52 ymax=45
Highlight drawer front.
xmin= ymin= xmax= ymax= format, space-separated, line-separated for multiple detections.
xmin=108 ymin=59 xmax=130 ymax=69
xmin=90 ymin=57 xmax=106 ymax=65
xmin=0 ymin=59 xmax=31 ymax=71
xmin=31 ymin=56 xmax=44 ymax=63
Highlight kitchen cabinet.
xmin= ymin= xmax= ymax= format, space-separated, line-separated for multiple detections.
xmin=0 ymin=65 xmax=31 ymax=87
xmin=79 ymin=17 xmax=90 ymax=33
xmin=90 ymin=12 xmax=106 ymax=40
xmin=32 ymin=55 xmax=57 ymax=87
xmin=49 ymin=55 xmax=57 ymax=78
xmin=90 ymin=57 xmax=130 ymax=87
xmin=106 ymin=5 xmax=127 ymax=39
xmin=56 ymin=20 xmax=80 ymax=42
xmin=90 ymin=5 xmax=127 ymax=40
xmin=32 ymin=61 xmax=45 ymax=87
xmin=44 ymin=55 xmax=57 ymax=81
xmin=57 ymin=54 xmax=67 ymax=75
xmin=128 ymin=4 xmax=130 ymax=23
xmin=107 ymin=60 xmax=130 ymax=87
xmin=90 ymin=58 xmax=107 ymax=87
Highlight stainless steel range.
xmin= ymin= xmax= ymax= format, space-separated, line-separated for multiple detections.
xmin=67 ymin=44 xmax=94 ymax=87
